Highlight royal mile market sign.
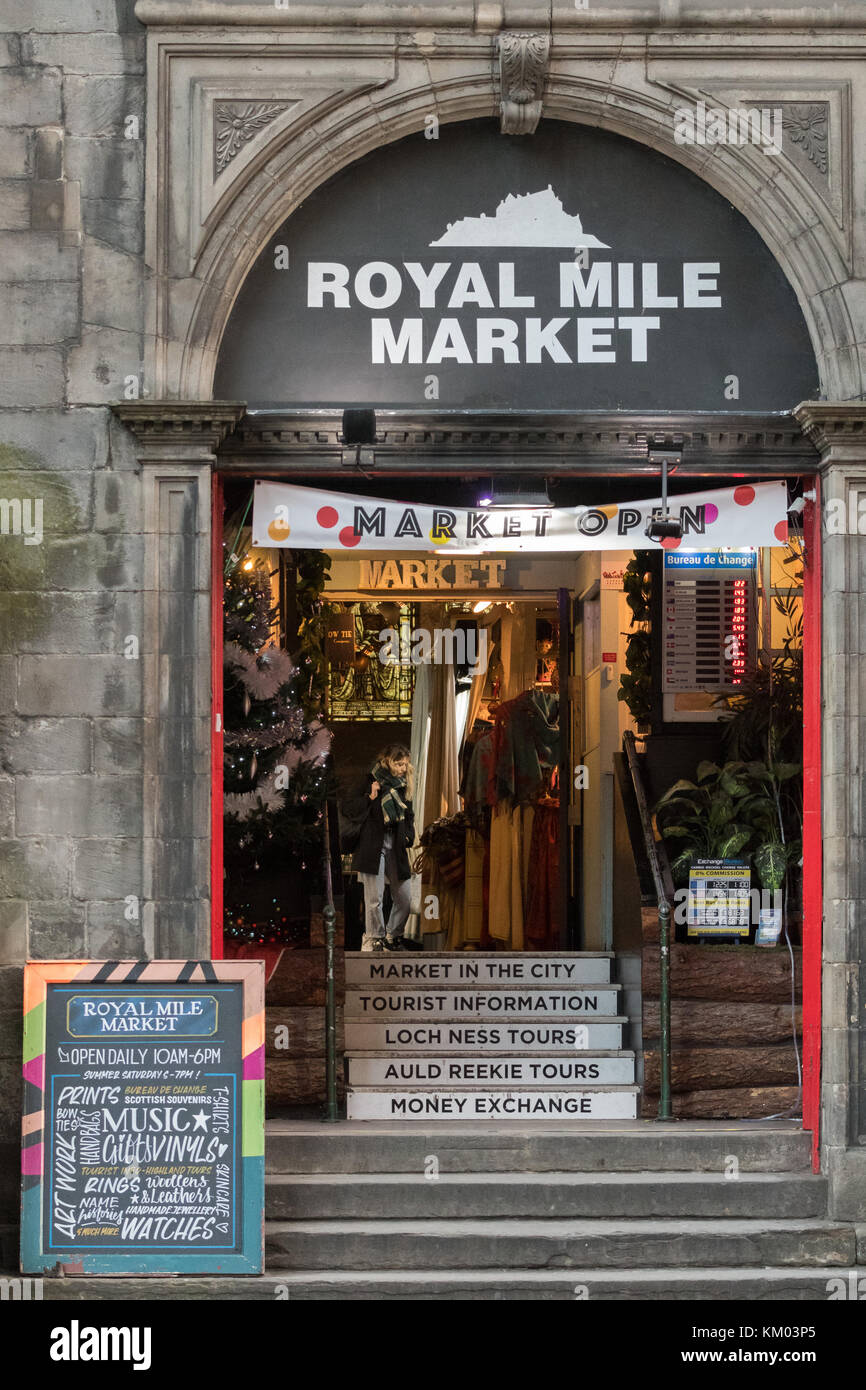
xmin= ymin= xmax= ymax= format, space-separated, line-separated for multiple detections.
xmin=252 ymin=479 xmax=789 ymax=553
xmin=20 ymin=960 xmax=265 ymax=1275
xmin=214 ymin=120 xmax=819 ymax=411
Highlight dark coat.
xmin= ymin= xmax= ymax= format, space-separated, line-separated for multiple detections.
xmin=342 ymin=771 xmax=415 ymax=880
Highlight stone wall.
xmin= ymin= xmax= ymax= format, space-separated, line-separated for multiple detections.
xmin=0 ymin=0 xmax=148 ymax=1229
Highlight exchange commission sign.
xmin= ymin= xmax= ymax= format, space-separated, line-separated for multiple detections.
xmin=21 ymin=960 xmax=264 ymax=1275
xmin=214 ymin=120 xmax=819 ymax=411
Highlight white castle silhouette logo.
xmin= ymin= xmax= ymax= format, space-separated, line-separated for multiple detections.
xmin=430 ymin=186 xmax=609 ymax=252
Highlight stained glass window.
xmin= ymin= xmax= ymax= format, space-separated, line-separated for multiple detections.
xmin=327 ymin=602 xmax=415 ymax=721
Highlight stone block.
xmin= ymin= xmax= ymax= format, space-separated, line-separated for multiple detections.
xmin=82 ymin=240 xmax=143 ymax=334
xmin=27 ymin=900 xmax=86 ymax=959
xmin=0 ymin=468 xmax=91 ymax=534
xmin=0 ymin=407 xmax=108 ymax=472
xmin=0 ymin=180 xmax=29 ymax=229
xmin=147 ymin=899 xmax=209 ymax=958
xmin=0 ymin=657 xmax=15 ymax=714
xmin=0 ymin=837 xmax=69 ymax=900
xmin=92 ymin=718 xmax=142 ymax=773
xmin=0 ymin=232 xmax=78 ymax=281
xmin=0 ymin=130 xmax=28 ymax=178
xmin=86 ymin=903 xmax=145 ymax=960
xmin=0 ymin=70 xmax=61 ymax=127
xmin=0 ymin=281 xmax=79 ymax=345
xmin=24 ymin=33 xmax=145 ymax=75
xmin=65 ymin=76 xmax=145 ymax=139
xmin=0 ymin=593 xmax=124 ymax=656
xmin=43 ymin=531 xmax=144 ymax=593
xmin=31 ymin=178 xmax=64 ymax=232
xmin=0 ymin=347 xmax=64 ymax=407
xmin=93 ymin=470 xmax=141 ymax=531
xmin=0 ymin=540 xmax=45 ymax=593
xmin=65 ymin=137 xmax=143 ymax=205
xmin=17 ymin=774 xmax=142 ymax=838
xmin=18 ymin=655 xmax=141 ymax=716
xmin=34 ymin=128 xmax=63 ymax=181
xmin=0 ymin=900 xmax=26 ymax=965
xmin=0 ymin=964 xmax=22 ymax=1056
xmin=80 ymin=196 xmax=143 ymax=255
xmin=0 ymin=716 xmax=90 ymax=774
xmin=73 ymin=838 xmax=141 ymax=900
xmin=66 ymin=326 xmax=143 ymax=407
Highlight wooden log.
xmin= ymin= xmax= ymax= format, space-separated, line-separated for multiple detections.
xmin=265 ymin=1006 xmax=345 ymax=1057
xmin=643 ymin=999 xmax=801 ymax=1046
xmin=642 ymin=942 xmax=802 ymax=1003
xmin=266 ymin=948 xmax=346 ymax=1007
xmin=641 ymin=1085 xmax=800 ymax=1120
xmin=643 ymin=1045 xmax=800 ymax=1093
xmin=266 ymin=1057 xmax=346 ymax=1107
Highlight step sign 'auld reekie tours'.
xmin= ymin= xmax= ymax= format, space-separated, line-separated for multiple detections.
xmin=20 ymin=960 xmax=264 ymax=1275
xmin=252 ymin=480 xmax=789 ymax=554
xmin=214 ymin=122 xmax=818 ymax=410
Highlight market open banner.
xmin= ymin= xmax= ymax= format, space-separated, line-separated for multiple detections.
xmin=252 ymin=480 xmax=789 ymax=554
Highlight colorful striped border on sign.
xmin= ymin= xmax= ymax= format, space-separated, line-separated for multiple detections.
xmin=21 ymin=959 xmax=265 ymax=1276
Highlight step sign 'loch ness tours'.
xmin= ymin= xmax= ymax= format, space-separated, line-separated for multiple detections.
xmin=21 ymin=960 xmax=265 ymax=1275
xmin=214 ymin=120 xmax=819 ymax=412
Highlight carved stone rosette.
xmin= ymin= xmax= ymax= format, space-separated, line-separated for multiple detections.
xmin=215 ymin=100 xmax=292 ymax=176
xmin=497 ymin=32 xmax=550 ymax=136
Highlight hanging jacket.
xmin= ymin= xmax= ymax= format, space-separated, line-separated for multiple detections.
xmin=342 ymin=770 xmax=415 ymax=880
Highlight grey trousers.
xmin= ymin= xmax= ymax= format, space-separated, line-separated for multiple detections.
xmin=358 ymin=832 xmax=413 ymax=940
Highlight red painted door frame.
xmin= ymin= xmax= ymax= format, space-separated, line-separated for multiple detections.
xmin=801 ymin=478 xmax=823 ymax=1170
xmin=210 ymin=471 xmax=225 ymax=960
xmin=207 ymin=467 xmax=824 ymax=1143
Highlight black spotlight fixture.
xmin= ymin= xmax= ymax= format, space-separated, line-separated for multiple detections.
xmin=341 ymin=409 xmax=377 ymax=467
xmin=645 ymin=439 xmax=683 ymax=542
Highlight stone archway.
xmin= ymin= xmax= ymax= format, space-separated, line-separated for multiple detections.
xmin=154 ymin=68 xmax=857 ymax=403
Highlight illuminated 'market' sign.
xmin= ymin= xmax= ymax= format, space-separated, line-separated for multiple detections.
xmin=215 ymin=121 xmax=818 ymax=412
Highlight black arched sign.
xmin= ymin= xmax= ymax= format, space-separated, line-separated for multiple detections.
xmin=214 ymin=120 xmax=819 ymax=412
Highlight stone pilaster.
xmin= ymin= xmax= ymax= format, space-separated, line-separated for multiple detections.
xmin=112 ymin=402 xmax=245 ymax=958
xmin=795 ymin=402 xmax=866 ymax=1218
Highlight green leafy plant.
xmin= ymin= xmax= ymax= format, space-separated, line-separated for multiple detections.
xmin=617 ymin=553 xmax=654 ymax=724
xmin=655 ymin=758 xmax=801 ymax=891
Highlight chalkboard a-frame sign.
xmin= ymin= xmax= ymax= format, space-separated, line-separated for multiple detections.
xmin=20 ymin=960 xmax=265 ymax=1276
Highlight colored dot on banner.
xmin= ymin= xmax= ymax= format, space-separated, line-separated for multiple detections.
xmin=339 ymin=527 xmax=361 ymax=548
xmin=601 ymin=505 xmax=618 ymax=519
xmin=774 ymin=520 xmax=789 ymax=543
xmin=317 ymin=506 xmax=339 ymax=529
xmin=267 ymin=519 xmax=290 ymax=541
xmin=428 ymin=530 xmax=451 ymax=546
xmin=704 ymin=503 xmax=719 ymax=523
xmin=733 ymin=486 xmax=756 ymax=506
xmin=661 ymin=535 xmax=682 ymax=550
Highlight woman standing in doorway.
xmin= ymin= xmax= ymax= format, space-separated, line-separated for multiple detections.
xmin=343 ymin=745 xmax=416 ymax=953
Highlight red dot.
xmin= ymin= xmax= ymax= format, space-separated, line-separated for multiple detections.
xmin=733 ymin=486 xmax=755 ymax=506
xmin=704 ymin=503 xmax=719 ymax=523
xmin=317 ymin=506 xmax=339 ymax=529
xmin=339 ymin=526 xmax=361 ymax=548
xmin=661 ymin=535 xmax=681 ymax=550
xmin=774 ymin=519 xmax=788 ymax=543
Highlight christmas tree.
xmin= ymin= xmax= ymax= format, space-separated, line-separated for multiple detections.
xmin=222 ymin=558 xmax=332 ymax=944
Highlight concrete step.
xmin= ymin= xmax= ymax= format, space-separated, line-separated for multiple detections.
xmin=345 ymin=952 xmax=613 ymax=986
xmin=345 ymin=985 xmax=621 ymax=1019
xmin=344 ymin=1019 xmax=626 ymax=1051
xmin=346 ymin=1053 xmax=636 ymax=1087
xmin=264 ymin=1216 xmax=854 ymax=1271
xmin=264 ymin=1120 xmax=813 ymax=1173
xmin=27 ymin=1266 xmax=857 ymax=1300
xmin=346 ymin=1085 xmax=640 ymax=1120
xmin=265 ymin=1170 xmax=828 ymax=1221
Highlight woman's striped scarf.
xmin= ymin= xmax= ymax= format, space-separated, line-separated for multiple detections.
xmin=373 ymin=763 xmax=409 ymax=823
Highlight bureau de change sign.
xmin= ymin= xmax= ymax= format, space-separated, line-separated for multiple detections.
xmin=21 ymin=960 xmax=264 ymax=1275
xmin=214 ymin=119 xmax=818 ymax=411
